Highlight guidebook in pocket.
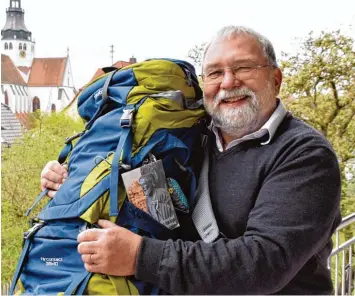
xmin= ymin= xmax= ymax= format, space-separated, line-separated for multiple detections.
xmin=122 ymin=160 xmax=180 ymax=230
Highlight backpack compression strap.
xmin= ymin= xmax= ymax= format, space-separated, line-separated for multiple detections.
xmin=64 ymin=270 xmax=92 ymax=295
xmin=25 ymin=129 xmax=85 ymax=217
xmin=25 ymin=132 xmax=81 ymax=217
xmin=10 ymin=222 xmax=45 ymax=295
xmin=109 ymin=105 xmax=135 ymax=216
xmin=109 ymin=98 xmax=148 ymax=217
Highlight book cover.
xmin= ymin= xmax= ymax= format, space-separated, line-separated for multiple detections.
xmin=122 ymin=160 xmax=180 ymax=230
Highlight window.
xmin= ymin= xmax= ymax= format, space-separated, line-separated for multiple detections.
xmin=18 ymin=86 xmax=24 ymax=96
xmin=11 ymin=0 xmax=20 ymax=8
xmin=14 ymin=85 xmax=20 ymax=95
xmin=10 ymin=85 xmax=15 ymax=95
xmin=19 ymin=43 xmax=22 ymax=50
xmin=33 ymin=97 xmax=40 ymax=112
xmin=9 ymin=42 xmax=13 ymax=50
xmin=4 ymin=90 xmax=9 ymax=106
xmin=58 ymin=89 xmax=63 ymax=100
xmin=1 ymin=85 xmax=4 ymax=94
xmin=4 ymin=43 xmax=8 ymax=50
xmin=23 ymin=43 xmax=27 ymax=50
xmin=31 ymin=45 xmax=34 ymax=52
xmin=51 ymin=104 xmax=56 ymax=113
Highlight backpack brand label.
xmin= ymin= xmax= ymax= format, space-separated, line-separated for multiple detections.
xmin=93 ymin=88 xmax=103 ymax=100
xmin=40 ymin=257 xmax=63 ymax=266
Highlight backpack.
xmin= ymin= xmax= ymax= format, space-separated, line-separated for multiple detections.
xmin=10 ymin=58 xmax=207 ymax=295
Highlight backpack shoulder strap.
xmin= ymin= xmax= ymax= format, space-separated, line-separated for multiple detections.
xmin=192 ymin=135 xmax=220 ymax=243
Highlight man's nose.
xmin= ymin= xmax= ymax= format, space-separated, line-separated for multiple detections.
xmin=220 ymin=71 xmax=242 ymax=90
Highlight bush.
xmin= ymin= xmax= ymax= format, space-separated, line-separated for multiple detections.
xmin=1 ymin=112 xmax=84 ymax=283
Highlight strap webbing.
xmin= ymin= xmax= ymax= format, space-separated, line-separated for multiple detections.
xmin=64 ymin=270 xmax=91 ymax=295
xmin=109 ymin=107 xmax=134 ymax=217
xmin=25 ymin=189 xmax=49 ymax=216
xmin=9 ymin=220 xmax=46 ymax=296
xmin=192 ymin=138 xmax=220 ymax=243
xmin=9 ymin=238 xmax=31 ymax=295
xmin=26 ymin=132 xmax=81 ymax=216
xmin=58 ymin=142 xmax=73 ymax=164
xmin=101 ymin=69 xmax=117 ymax=102
xmin=74 ymin=271 xmax=92 ymax=295
xmin=109 ymin=128 xmax=130 ymax=216
xmin=85 ymin=69 xmax=118 ymax=130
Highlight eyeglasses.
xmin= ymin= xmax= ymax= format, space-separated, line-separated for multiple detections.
xmin=202 ymin=64 xmax=272 ymax=85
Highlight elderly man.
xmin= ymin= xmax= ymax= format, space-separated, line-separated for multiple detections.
xmin=41 ymin=26 xmax=341 ymax=294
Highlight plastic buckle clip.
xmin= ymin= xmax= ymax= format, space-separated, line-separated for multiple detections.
xmin=120 ymin=108 xmax=134 ymax=128
xmin=79 ymin=222 xmax=101 ymax=233
xmin=23 ymin=222 xmax=45 ymax=240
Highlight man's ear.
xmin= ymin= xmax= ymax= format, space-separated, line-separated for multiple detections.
xmin=273 ymin=67 xmax=283 ymax=95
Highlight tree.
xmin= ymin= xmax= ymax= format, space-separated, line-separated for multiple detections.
xmin=188 ymin=42 xmax=207 ymax=69
xmin=1 ymin=112 xmax=84 ymax=283
xmin=280 ymin=29 xmax=355 ymax=216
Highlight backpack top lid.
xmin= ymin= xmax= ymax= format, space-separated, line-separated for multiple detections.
xmin=76 ymin=58 xmax=203 ymax=123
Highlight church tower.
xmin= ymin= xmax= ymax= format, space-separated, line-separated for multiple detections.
xmin=1 ymin=0 xmax=35 ymax=68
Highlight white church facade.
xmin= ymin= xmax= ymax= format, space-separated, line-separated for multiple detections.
xmin=1 ymin=0 xmax=77 ymax=117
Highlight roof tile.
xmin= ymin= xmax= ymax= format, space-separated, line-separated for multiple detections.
xmin=18 ymin=66 xmax=31 ymax=74
xmin=90 ymin=60 xmax=132 ymax=82
xmin=1 ymin=54 xmax=26 ymax=85
xmin=28 ymin=57 xmax=67 ymax=86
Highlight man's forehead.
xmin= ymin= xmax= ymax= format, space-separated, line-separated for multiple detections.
xmin=203 ymin=34 xmax=264 ymax=68
xmin=204 ymin=58 xmax=260 ymax=70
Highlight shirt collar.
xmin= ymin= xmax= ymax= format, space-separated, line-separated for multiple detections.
xmin=211 ymin=99 xmax=287 ymax=151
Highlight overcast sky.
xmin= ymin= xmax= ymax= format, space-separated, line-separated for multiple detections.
xmin=1 ymin=0 xmax=354 ymax=88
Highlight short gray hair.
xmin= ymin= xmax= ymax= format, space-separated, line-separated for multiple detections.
xmin=203 ymin=26 xmax=278 ymax=69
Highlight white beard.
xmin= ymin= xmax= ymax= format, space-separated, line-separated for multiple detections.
xmin=204 ymin=83 xmax=273 ymax=136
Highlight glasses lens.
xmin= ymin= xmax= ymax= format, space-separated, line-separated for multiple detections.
xmin=236 ymin=68 xmax=257 ymax=80
xmin=203 ymin=65 xmax=268 ymax=84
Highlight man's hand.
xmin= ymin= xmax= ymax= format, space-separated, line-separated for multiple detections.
xmin=77 ymin=220 xmax=143 ymax=276
xmin=40 ymin=160 xmax=68 ymax=198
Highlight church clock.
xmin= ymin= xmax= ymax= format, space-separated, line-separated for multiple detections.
xmin=19 ymin=50 xmax=26 ymax=58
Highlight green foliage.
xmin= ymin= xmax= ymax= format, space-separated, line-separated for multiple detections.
xmin=1 ymin=112 xmax=84 ymax=283
xmin=280 ymin=32 xmax=355 ymax=288
xmin=188 ymin=42 xmax=207 ymax=70
xmin=280 ymin=29 xmax=355 ymax=217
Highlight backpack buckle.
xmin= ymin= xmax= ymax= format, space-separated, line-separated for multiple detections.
xmin=23 ymin=222 xmax=45 ymax=240
xmin=120 ymin=108 xmax=134 ymax=127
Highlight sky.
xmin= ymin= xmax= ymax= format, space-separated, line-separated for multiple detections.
xmin=1 ymin=0 xmax=354 ymax=89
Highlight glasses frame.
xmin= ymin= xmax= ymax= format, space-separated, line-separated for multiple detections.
xmin=202 ymin=64 xmax=272 ymax=85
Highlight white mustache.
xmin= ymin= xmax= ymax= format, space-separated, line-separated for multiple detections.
xmin=214 ymin=88 xmax=255 ymax=105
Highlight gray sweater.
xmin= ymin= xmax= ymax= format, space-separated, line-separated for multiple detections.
xmin=136 ymin=113 xmax=342 ymax=294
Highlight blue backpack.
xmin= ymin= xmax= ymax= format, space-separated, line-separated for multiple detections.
xmin=10 ymin=58 xmax=207 ymax=295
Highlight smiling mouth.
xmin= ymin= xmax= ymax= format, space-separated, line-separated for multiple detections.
xmin=221 ymin=95 xmax=250 ymax=103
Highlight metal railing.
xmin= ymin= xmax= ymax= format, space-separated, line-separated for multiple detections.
xmin=328 ymin=213 xmax=355 ymax=295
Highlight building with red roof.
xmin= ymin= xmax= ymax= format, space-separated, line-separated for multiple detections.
xmin=1 ymin=0 xmax=77 ymax=135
